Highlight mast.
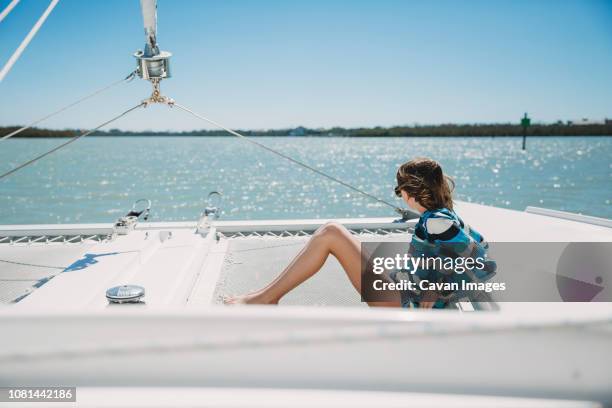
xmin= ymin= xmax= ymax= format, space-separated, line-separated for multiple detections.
xmin=134 ymin=0 xmax=171 ymax=81
xmin=140 ymin=0 xmax=159 ymax=57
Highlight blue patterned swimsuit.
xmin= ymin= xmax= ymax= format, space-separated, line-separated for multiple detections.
xmin=394 ymin=207 xmax=497 ymax=309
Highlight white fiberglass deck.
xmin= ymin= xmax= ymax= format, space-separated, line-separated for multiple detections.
xmin=0 ymin=220 xmax=411 ymax=309
xmin=0 ymin=202 xmax=611 ymax=404
xmin=0 ymin=201 xmax=610 ymax=307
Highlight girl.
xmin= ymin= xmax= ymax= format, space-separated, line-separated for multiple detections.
xmin=225 ymin=157 xmax=493 ymax=309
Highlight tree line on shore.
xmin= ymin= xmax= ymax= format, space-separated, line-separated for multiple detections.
xmin=2 ymin=122 xmax=611 ymax=138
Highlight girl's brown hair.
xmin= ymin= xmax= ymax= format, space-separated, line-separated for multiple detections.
xmin=395 ymin=157 xmax=455 ymax=211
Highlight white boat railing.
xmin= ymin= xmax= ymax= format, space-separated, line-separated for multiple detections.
xmin=525 ymin=206 xmax=612 ymax=228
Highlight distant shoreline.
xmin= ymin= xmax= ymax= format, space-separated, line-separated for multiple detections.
xmin=5 ymin=134 xmax=612 ymax=139
xmin=2 ymin=123 xmax=611 ymax=138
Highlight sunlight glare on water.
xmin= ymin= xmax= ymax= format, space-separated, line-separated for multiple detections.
xmin=0 ymin=136 xmax=610 ymax=224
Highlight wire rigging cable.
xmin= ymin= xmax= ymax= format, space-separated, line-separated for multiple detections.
xmin=1 ymin=0 xmax=411 ymax=217
xmin=0 ymin=103 xmax=144 ymax=181
xmin=172 ymin=103 xmax=410 ymax=217
xmin=0 ymin=0 xmax=20 ymax=23
xmin=0 ymin=0 xmax=59 ymax=82
xmin=1 ymin=71 xmax=137 ymax=141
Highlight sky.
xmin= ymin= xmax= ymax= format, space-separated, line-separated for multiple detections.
xmin=0 ymin=0 xmax=611 ymax=131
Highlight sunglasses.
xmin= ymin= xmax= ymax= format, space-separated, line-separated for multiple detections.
xmin=394 ymin=183 xmax=406 ymax=197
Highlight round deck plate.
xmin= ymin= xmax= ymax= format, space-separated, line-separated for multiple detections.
xmin=106 ymin=285 xmax=145 ymax=303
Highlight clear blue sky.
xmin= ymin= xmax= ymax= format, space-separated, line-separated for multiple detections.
xmin=0 ymin=0 xmax=611 ymax=131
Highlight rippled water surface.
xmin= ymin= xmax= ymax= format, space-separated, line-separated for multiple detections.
xmin=0 ymin=136 xmax=610 ymax=224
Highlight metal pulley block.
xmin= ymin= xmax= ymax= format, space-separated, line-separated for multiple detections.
xmin=134 ymin=50 xmax=172 ymax=80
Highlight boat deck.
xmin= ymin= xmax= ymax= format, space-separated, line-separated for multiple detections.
xmin=0 ymin=201 xmax=610 ymax=307
xmin=1 ymin=202 xmax=611 ymax=404
xmin=0 ymin=223 xmax=411 ymax=308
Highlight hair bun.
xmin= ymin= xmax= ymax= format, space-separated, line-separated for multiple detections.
xmin=430 ymin=164 xmax=443 ymax=184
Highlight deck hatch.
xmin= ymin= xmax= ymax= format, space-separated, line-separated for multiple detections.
xmin=106 ymin=285 xmax=146 ymax=304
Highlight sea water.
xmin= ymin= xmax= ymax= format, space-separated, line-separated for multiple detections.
xmin=0 ymin=136 xmax=610 ymax=224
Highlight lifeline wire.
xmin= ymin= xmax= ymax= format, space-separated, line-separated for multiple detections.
xmin=1 ymin=71 xmax=137 ymax=141
xmin=0 ymin=103 xmax=144 ymax=180
xmin=173 ymin=102 xmax=412 ymax=217
xmin=0 ymin=0 xmax=60 ymax=82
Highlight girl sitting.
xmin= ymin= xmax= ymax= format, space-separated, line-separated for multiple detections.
xmin=225 ymin=157 xmax=495 ymax=309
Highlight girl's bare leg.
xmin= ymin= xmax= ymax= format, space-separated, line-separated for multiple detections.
xmin=225 ymin=222 xmax=401 ymax=307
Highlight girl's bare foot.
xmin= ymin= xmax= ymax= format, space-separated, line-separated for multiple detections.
xmin=223 ymin=292 xmax=279 ymax=305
